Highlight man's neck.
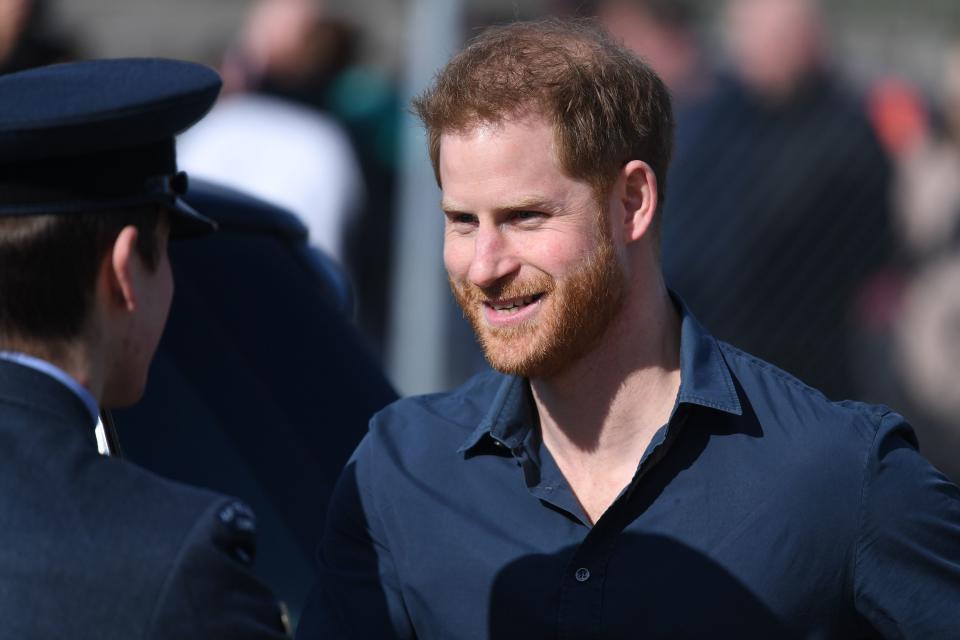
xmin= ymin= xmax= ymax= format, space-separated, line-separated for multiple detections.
xmin=529 ymin=282 xmax=682 ymax=523
xmin=0 ymin=337 xmax=102 ymax=403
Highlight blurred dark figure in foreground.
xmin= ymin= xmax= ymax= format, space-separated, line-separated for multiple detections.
xmin=181 ymin=0 xmax=401 ymax=354
xmin=116 ymin=182 xmax=398 ymax=628
xmin=660 ymin=0 xmax=892 ymax=401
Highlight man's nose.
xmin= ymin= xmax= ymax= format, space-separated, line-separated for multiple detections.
xmin=468 ymin=226 xmax=519 ymax=288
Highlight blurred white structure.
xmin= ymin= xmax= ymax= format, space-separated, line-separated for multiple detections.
xmin=178 ymin=93 xmax=364 ymax=262
xmin=386 ymin=0 xmax=465 ymax=395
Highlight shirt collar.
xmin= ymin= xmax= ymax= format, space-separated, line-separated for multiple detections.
xmin=673 ymin=294 xmax=743 ymax=415
xmin=0 ymin=351 xmax=100 ymax=427
xmin=458 ymin=374 xmax=533 ymax=454
xmin=458 ymin=293 xmax=742 ymax=455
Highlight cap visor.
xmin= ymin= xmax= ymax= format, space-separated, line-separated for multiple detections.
xmin=168 ymin=196 xmax=217 ymax=238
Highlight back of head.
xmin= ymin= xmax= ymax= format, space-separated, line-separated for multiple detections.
xmin=413 ymin=18 xmax=674 ymax=210
xmin=0 ymin=206 xmax=162 ymax=352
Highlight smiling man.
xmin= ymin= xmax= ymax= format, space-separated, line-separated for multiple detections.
xmin=298 ymin=19 xmax=960 ymax=639
xmin=443 ymin=118 xmax=631 ymax=383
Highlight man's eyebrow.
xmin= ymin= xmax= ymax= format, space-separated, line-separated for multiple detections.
xmin=440 ymin=196 xmax=561 ymax=214
xmin=499 ymin=196 xmax=561 ymax=213
xmin=440 ymin=199 xmax=464 ymax=213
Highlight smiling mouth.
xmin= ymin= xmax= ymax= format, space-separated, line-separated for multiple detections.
xmin=485 ymin=293 xmax=545 ymax=314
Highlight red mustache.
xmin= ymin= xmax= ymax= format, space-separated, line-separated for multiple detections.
xmin=451 ymin=273 xmax=554 ymax=306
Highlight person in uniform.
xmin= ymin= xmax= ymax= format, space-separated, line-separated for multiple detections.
xmin=0 ymin=59 xmax=288 ymax=638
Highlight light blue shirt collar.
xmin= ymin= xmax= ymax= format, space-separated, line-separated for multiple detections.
xmin=0 ymin=351 xmax=99 ymax=426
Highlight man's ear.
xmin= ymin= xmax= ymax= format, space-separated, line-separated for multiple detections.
xmin=102 ymin=225 xmax=141 ymax=313
xmin=618 ymin=160 xmax=659 ymax=244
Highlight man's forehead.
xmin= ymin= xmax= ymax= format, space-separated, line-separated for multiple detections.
xmin=451 ymin=119 xmax=506 ymax=140
xmin=437 ymin=114 xmax=561 ymax=180
xmin=439 ymin=111 xmax=551 ymax=141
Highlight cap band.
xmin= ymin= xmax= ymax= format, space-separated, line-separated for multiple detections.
xmin=0 ymin=137 xmax=176 ymax=197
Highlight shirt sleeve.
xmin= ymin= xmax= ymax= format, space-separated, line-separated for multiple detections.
xmin=853 ymin=410 xmax=960 ymax=637
xmin=296 ymin=431 xmax=415 ymax=639
xmin=148 ymin=498 xmax=290 ymax=639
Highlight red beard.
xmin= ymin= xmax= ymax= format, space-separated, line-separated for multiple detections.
xmin=449 ymin=224 xmax=626 ymax=379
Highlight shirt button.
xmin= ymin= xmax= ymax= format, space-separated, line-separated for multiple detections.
xmin=575 ymin=567 xmax=591 ymax=582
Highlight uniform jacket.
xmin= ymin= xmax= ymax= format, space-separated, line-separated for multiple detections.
xmin=0 ymin=359 xmax=288 ymax=639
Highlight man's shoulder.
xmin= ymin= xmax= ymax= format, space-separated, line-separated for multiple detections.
xmin=93 ymin=458 xmax=261 ymax=568
xmin=716 ymin=340 xmax=901 ymax=447
xmin=89 ymin=453 xmax=226 ymax=518
xmin=80 ymin=463 xmax=286 ymax=637
xmin=76 ymin=462 xmax=285 ymax=638
xmin=373 ymin=368 xmax=506 ymax=436
xmin=0 ymin=432 xmax=274 ymax=637
xmin=350 ymin=369 xmax=507 ymax=472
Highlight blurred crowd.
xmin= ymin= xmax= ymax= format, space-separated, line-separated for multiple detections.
xmin=3 ymin=0 xmax=959 ymax=479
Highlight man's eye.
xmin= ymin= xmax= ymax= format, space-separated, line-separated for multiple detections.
xmin=446 ymin=213 xmax=478 ymax=226
xmin=513 ymin=210 xmax=543 ymax=221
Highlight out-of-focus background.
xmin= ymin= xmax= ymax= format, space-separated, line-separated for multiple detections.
xmin=8 ymin=0 xmax=960 ymax=625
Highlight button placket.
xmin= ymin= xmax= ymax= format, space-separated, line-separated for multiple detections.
xmin=557 ymin=544 xmax=606 ymax=639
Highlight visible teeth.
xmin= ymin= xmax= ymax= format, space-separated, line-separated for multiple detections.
xmin=491 ymin=295 xmax=536 ymax=311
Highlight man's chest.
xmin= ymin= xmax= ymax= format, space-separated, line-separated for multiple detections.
xmin=378 ymin=445 xmax=864 ymax=639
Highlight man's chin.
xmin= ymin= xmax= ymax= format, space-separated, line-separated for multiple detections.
xmin=486 ymin=357 xmax=570 ymax=380
xmin=480 ymin=339 xmax=566 ymax=379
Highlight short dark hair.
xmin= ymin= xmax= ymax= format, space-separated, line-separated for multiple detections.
xmin=0 ymin=206 xmax=163 ymax=343
xmin=413 ymin=18 xmax=674 ymax=212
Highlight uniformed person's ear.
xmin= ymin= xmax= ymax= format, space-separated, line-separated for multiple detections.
xmin=105 ymin=225 xmax=142 ymax=312
xmin=618 ymin=160 xmax=658 ymax=244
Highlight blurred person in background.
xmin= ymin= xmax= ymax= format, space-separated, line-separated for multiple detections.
xmin=659 ymin=0 xmax=893 ymax=402
xmin=0 ymin=0 xmax=77 ymax=73
xmin=178 ymin=0 xmax=364 ymax=266
xmin=179 ymin=0 xmax=401 ymax=354
xmin=884 ymin=42 xmax=960 ymax=481
xmin=894 ymin=43 xmax=960 ymax=262
xmin=594 ymin=0 xmax=711 ymax=111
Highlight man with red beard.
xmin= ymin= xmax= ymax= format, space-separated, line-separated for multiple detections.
xmin=297 ymin=19 xmax=960 ymax=640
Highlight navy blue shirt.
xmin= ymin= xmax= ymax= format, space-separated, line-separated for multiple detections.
xmin=299 ymin=307 xmax=960 ymax=639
